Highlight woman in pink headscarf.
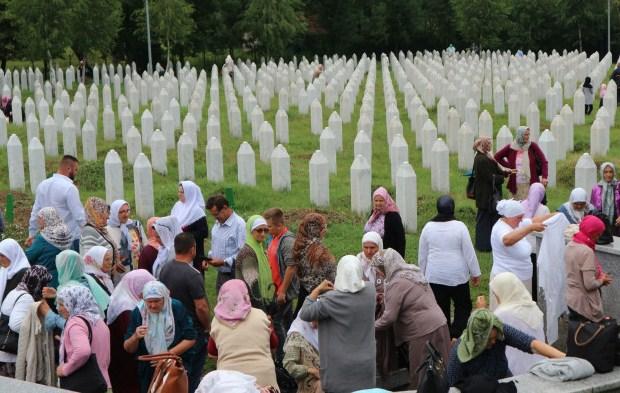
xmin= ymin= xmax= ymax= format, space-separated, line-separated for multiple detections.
xmin=364 ymin=187 xmax=406 ymax=257
xmin=520 ymin=183 xmax=550 ymax=301
xmin=208 ymin=279 xmax=279 ymax=389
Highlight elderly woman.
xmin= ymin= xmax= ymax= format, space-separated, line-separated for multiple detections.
xmin=565 ymin=215 xmax=613 ymax=323
xmin=25 ymin=207 xmax=72 ymax=288
xmin=124 ymin=281 xmax=196 ymax=393
xmin=490 ymin=272 xmax=545 ymax=375
xmin=558 ymin=188 xmax=593 ymax=225
xmin=107 ymin=270 xmax=155 ymax=393
xmin=374 ymin=248 xmax=450 ymax=389
xmin=138 ymin=217 xmax=160 ymax=272
xmin=151 ymin=216 xmax=182 ymax=278
xmin=107 ymin=200 xmax=145 ymax=281
xmin=494 ymin=126 xmax=549 ymax=200
xmin=235 ymin=215 xmax=274 ymax=312
xmin=292 ymin=213 xmax=336 ymax=316
xmin=0 ymin=239 xmax=31 ymax=304
xmin=299 ymin=256 xmax=376 ymax=393
xmin=283 ymin=315 xmax=321 ymax=393
xmin=590 ymin=162 xmax=620 ymax=236
xmin=208 ymin=279 xmax=279 ymax=389
xmin=357 ymin=231 xmax=383 ymax=284
xmin=419 ymin=195 xmax=481 ymax=339
xmin=472 ymin=137 xmax=509 ymax=251
xmin=80 ymin=197 xmax=120 ymax=276
xmin=447 ymin=309 xmax=564 ymax=386
xmin=171 ymin=181 xmax=208 ymax=273
xmin=83 ymin=246 xmax=114 ymax=295
xmin=364 ymin=187 xmax=406 ymax=257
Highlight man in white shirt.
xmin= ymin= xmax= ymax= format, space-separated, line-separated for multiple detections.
xmin=204 ymin=194 xmax=245 ymax=293
xmin=27 ymin=155 xmax=86 ymax=250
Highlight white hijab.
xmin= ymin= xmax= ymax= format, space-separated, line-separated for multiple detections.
xmin=83 ymin=246 xmax=115 ymax=294
xmin=196 ymin=370 xmax=260 ymax=393
xmin=171 ymin=181 xmax=206 ymax=227
xmin=152 ymin=216 xmax=182 ymax=278
xmin=288 ymin=314 xmax=319 ymax=350
xmin=334 ymin=255 xmax=366 ymax=293
xmin=490 ymin=271 xmax=544 ymax=330
xmin=0 ymin=238 xmax=31 ymax=304
xmin=108 ymin=199 xmax=133 ymax=239
xmin=561 ymin=188 xmax=589 ymax=224
xmin=357 ymin=231 xmax=383 ymax=283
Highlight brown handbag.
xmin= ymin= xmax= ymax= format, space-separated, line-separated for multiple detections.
xmin=138 ymin=353 xmax=188 ymax=393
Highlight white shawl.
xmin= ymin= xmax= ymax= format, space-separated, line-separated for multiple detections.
xmin=0 ymin=239 xmax=31 ymax=304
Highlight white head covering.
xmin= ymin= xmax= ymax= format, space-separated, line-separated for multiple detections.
xmin=152 ymin=216 xmax=182 ymax=278
xmin=357 ymin=231 xmax=383 ymax=283
xmin=496 ymin=199 xmax=525 ymax=218
xmin=171 ymin=181 xmax=206 ymax=227
xmin=107 ymin=269 xmax=155 ymax=324
xmin=83 ymin=246 xmax=114 ymax=293
xmin=196 ymin=370 xmax=260 ymax=393
xmin=0 ymin=238 xmax=31 ymax=304
xmin=288 ymin=314 xmax=319 ymax=350
xmin=362 ymin=231 xmax=383 ymax=249
xmin=569 ymin=188 xmax=588 ymax=203
xmin=334 ymin=255 xmax=366 ymax=293
xmin=107 ymin=199 xmax=133 ymax=239
xmin=250 ymin=216 xmax=268 ymax=232
xmin=490 ymin=272 xmax=543 ymax=330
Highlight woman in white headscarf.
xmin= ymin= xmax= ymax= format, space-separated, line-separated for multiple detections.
xmin=0 ymin=238 xmax=31 ymax=304
xmin=171 ymin=181 xmax=209 ymax=273
xmin=83 ymin=246 xmax=115 ymax=295
xmin=558 ymin=188 xmax=593 ymax=225
xmin=283 ymin=315 xmax=321 ymax=393
xmin=299 ymin=256 xmax=376 ymax=393
xmin=151 ymin=216 xmax=182 ymax=278
xmin=123 ymin=281 xmax=196 ymax=393
xmin=490 ymin=272 xmax=545 ymax=375
xmin=356 ymin=231 xmax=383 ymax=284
xmin=373 ymin=248 xmax=450 ymax=390
xmin=107 ymin=200 xmax=145 ymax=282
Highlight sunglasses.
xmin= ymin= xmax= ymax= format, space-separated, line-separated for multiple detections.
xmin=254 ymin=228 xmax=269 ymax=233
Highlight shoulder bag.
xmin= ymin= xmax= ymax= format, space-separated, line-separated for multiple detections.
xmin=416 ymin=341 xmax=449 ymax=393
xmin=567 ymin=317 xmax=617 ymax=373
xmin=0 ymin=292 xmax=26 ymax=354
xmin=138 ymin=352 xmax=188 ymax=393
xmin=466 ymin=170 xmax=476 ymax=200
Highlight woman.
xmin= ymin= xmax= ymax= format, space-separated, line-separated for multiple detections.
xmin=490 ymin=272 xmax=545 ymax=375
xmin=558 ymin=188 xmax=593 ymax=225
xmin=208 ymin=279 xmax=279 ymax=389
xmin=364 ymin=187 xmax=406 ymax=257
xmin=356 ymin=231 xmax=383 ymax=284
xmin=590 ymin=162 xmax=620 ymax=236
xmin=374 ymin=248 xmax=450 ymax=389
xmin=0 ymin=266 xmax=52 ymax=377
xmin=472 ymin=137 xmax=508 ymax=251
xmin=419 ymin=195 xmax=481 ymax=339
xmin=565 ymin=215 xmax=612 ymax=322
xmin=171 ymin=181 xmax=208 ymax=273
xmin=521 ymin=183 xmax=550 ymax=301
xmin=138 ymin=217 xmax=160 ymax=272
xmin=583 ymin=76 xmax=594 ymax=115
xmin=283 ymin=315 xmax=321 ymax=393
xmin=151 ymin=216 xmax=182 ymax=278
xmin=299 ymin=256 xmax=376 ymax=393
xmin=80 ymin=197 xmax=120 ymax=276
xmin=83 ymin=246 xmax=114 ymax=295
xmin=447 ymin=308 xmax=564 ymax=386
xmin=107 ymin=200 xmax=145 ymax=281
xmin=25 ymin=207 xmax=72 ymax=288
xmin=107 ymin=270 xmax=155 ymax=393
xmin=494 ymin=126 xmax=548 ymax=200
xmin=0 ymin=238 xmax=31 ymax=304
xmin=235 ymin=215 xmax=274 ymax=312
xmin=56 ymin=285 xmax=111 ymax=389
xmin=292 ymin=213 xmax=336 ymax=316
xmin=124 ymin=281 xmax=196 ymax=393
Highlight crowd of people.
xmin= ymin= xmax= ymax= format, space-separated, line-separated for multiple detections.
xmin=0 ymin=137 xmax=618 ymax=393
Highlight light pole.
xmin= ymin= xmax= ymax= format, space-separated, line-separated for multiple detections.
xmin=145 ymin=0 xmax=153 ymax=74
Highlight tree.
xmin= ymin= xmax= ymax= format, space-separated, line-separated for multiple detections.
xmin=241 ymin=0 xmax=306 ymax=59
xmin=450 ymin=0 xmax=512 ymax=51
xmin=67 ymin=0 xmax=123 ymax=62
xmin=0 ymin=0 xmax=17 ymax=69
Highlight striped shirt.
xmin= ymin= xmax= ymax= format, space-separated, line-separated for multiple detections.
xmin=208 ymin=212 xmax=246 ymax=273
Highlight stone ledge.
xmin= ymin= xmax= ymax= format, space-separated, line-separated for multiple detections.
xmin=0 ymin=377 xmax=73 ymax=392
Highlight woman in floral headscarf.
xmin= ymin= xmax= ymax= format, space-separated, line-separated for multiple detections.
xmin=364 ymin=187 xmax=406 ymax=257
xmin=590 ymin=162 xmax=620 ymax=236
xmin=80 ymin=197 xmax=120 ymax=276
xmin=106 ymin=200 xmax=145 ymax=282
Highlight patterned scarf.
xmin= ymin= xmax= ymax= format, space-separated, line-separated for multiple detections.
xmin=16 ymin=265 xmax=52 ymax=301
xmin=599 ymin=162 xmax=617 ymax=225
xmin=37 ymin=207 xmax=72 ymax=250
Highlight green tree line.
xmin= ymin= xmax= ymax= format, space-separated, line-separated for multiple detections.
xmin=2 ymin=0 xmax=620 ymax=72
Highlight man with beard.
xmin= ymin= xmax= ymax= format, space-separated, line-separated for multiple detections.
xmin=27 ymin=155 xmax=85 ymax=251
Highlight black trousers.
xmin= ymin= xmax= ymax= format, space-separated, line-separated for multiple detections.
xmin=293 ymin=285 xmax=309 ymax=318
xmin=216 ymin=271 xmax=235 ymax=294
xmin=272 ymin=300 xmax=294 ymax=364
xmin=530 ymin=253 xmax=538 ymax=302
xmin=585 ymin=104 xmax=593 ymax=114
xmin=430 ymin=282 xmax=472 ymax=339
xmin=475 ymin=208 xmax=498 ymax=252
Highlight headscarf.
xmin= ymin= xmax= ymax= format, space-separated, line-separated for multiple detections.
xmin=37 ymin=207 xmax=72 ymax=250
xmin=598 ymin=162 xmax=617 ymax=225
xmin=288 ymin=314 xmax=319 ymax=350
xmin=583 ymin=76 xmax=592 ymax=89
xmin=473 ymin=137 xmax=492 ymax=154
xmin=431 ymin=195 xmax=456 ymax=222
xmin=573 ymin=215 xmax=606 ymax=279
xmin=245 ymin=215 xmax=274 ymax=301
xmin=561 ymin=188 xmax=589 ymax=224
xmin=58 ymin=285 xmax=102 ymax=364
xmin=171 ymin=181 xmax=206 ymax=228
xmin=0 ymin=238 xmax=31 ymax=304
xmin=292 ymin=213 xmax=334 ymax=267
xmin=196 ymin=370 xmax=260 ymax=393
xmin=146 ymin=217 xmax=161 ymax=250
xmin=83 ymin=246 xmax=114 ymax=294
xmin=358 ymin=231 xmax=383 ymax=282
xmin=214 ymin=279 xmax=252 ymax=327
xmin=457 ymin=308 xmax=504 ymax=363
xmin=1 ymin=96 xmax=9 ymax=109
xmin=85 ymin=197 xmax=110 ymax=230
xmin=521 ymin=183 xmax=546 ymax=218
xmin=138 ymin=281 xmax=175 ymax=354
xmin=496 ymin=199 xmax=525 ymax=218
xmin=371 ymin=248 xmax=422 ymax=284
xmin=364 ymin=187 xmax=400 ymax=237
xmin=55 ymin=250 xmax=110 ymax=314
xmin=490 ymin=272 xmax=543 ymax=330
xmin=334 ymin=255 xmax=366 ymax=293
xmin=152 ymin=216 xmax=182 ymax=278
xmin=107 ymin=199 xmax=133 ymax=240
xmin=513 ymin=126 xmax=531 ymax=150
xmin=16 ymin=265 xmax=52 ymax=301
xmin=107 ymin=269 xmax=155 ymax=324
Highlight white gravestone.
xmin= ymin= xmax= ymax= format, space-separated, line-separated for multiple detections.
xmin=133 ymin=153 xmax=154 ymax=219
xmin=27 ymin=137 xmax=46 ymax=194
xmin=309 ymin=150 xmax=330 ymax=207
xmin=206 ymin=137 xmax=224 ymax=183
xmin=526 ymin=103 xmax=540 ymax=142
xmin=538 ymin=130 xmax=557 ymax=187
xmin=320 ymin=127 xmax=337 ymax=174
xmin=496 ymin=125 xmax=513 ymax=151
xmin=575 ymin=153 xmax=597 ymax=201
xmin=431 ymin=138 xmax=450 ymax=192
xmin=259 ymin=121 xmax=275 ymax=163
xmin=271 ymin=144 xmax=291 ymax=192
xmin=328 ymin=111 xmax=343 ymax=151
xmin=237 ymin=141 xmax=256 ymax=186
xmin=141 ymin=110 xmax=154 ymax=146
xmin=62 ymin=118 xmax=77 ymax=157
xmin=457 ymin=122 xmax=474 ymax=170
xmin=103 ymin=106 xmax=116 ymax=141
xmin=478 ymin=110 xmax=493 ymax=140
xmin=82 ymin=120 xmax=97 ymax=161
xmin=275 ymin=109 xmax=289 ymax=144
xmin=354 ymin=131 xmax=372 ymax=168
xmin=126 ymin=126 xmax=142 ymax=165
xmin=447 ymin=107 xmax=460 ymax=153
xmin=104 ymin=149 xmax=124 ymax=203
xmin=590 ymin=119 xmax=608 ymax=157
xmin=177 ymin=133 xmax=195 ymax=181
xmin=396 ymin=161 xmax=417 ymax=233
xmin=43 ymin=116 xmax=58 ymax=157
xmin=150 ymin=130 xmax=168 ymax=175
xmin=350 ymin=154 xmax=372 ymax=215
xmin=422 ymin=119 xmax=438 ymax=169
xmin=311 ymin=99 xmax=323 ymax=135
xmin=7 ymin=134 xmax=25 ymax=191
xmin=390 ymin=133 xmax=408 ymax=186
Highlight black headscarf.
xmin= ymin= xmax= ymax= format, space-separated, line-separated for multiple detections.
xmin=16 ymin=266 xmax=52 ymax=301
xmin=431 ymin=195 xmax=456 ymax=222
xmin=583 ymin=76 xmax=592 ymax=88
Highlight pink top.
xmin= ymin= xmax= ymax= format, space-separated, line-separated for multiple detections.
xmin=61 ymin=317 xmax=111 ymax=388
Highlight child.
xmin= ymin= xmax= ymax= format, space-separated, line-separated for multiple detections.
xmin=599 ymin=83 xmax=607 ymax=107
xmin=583 ymin=76 xmax=594 ymax=115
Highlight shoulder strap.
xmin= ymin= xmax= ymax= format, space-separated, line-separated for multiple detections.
xmin=1 ymin=291 xmax=27 ymax=309
xmin=74 ymin=315 xmax=93 ymax=344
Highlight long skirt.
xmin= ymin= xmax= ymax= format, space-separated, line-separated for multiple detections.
xmin=408 ymin=324 xmax=451 ymax=389
xmin=475 ymin=208 xmax=498 ymax=252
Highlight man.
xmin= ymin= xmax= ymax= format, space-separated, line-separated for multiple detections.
xmin=204 ymin=195 xmax=245 ymax=292
xmin=263 ymin=207 xmax=297 ymax=364
xmin=27 ymin=155 xmax=85 ymax=250
xmin=159 ymin=233 xmax=211 ymax=393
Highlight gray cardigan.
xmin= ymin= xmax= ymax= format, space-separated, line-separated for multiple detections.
xmin=299 ymin=284 xmax=376 ymax=393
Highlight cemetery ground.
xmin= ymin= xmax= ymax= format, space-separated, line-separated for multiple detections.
xmin=1 ymin=62 xmax=619 ymax=336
